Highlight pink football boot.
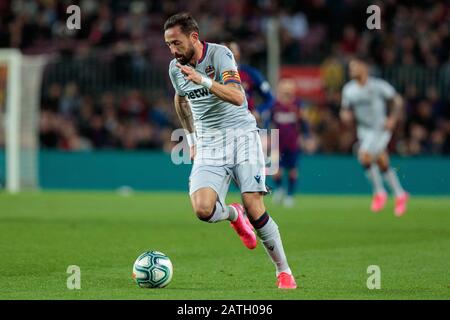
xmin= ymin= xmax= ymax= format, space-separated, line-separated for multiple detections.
xmin=394 ymin=193 xmax=409 ymax=217
xmin=371 ymin=192 xmax=388 ymax=212
xmin=229 ymin=203 xmax=257 ymax=249
xmin=276 ymin=272 xmax=297 ymax=289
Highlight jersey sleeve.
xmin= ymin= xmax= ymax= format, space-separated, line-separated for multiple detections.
xmin=377 ymin=79 xmax=396 ymax=100
xmin=168 ymin=61 xmax=185 ymax=96
xmin=215 ymin=47 xmax=242 ymax=85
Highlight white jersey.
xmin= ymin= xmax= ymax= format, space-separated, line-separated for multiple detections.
xmin=168 ymin=42 xmax=257 ymax=137
xmin=341 ymin=77 xmax=396 ymax=130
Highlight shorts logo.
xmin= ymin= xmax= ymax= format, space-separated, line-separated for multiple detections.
xmin=254 ymin=175 xmax=261 ymax=184
xmin=205 ymin=65 xmax=215 ymax=79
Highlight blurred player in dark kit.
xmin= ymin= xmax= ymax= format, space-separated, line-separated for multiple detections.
xmin=271 ymin=79 xmax=307 ymax=208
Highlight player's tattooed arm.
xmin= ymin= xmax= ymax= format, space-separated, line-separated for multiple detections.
xmin=385 ymin=94 xmax=404 ymax=131
xmin=209 ymin=82 xmax=245 ymax=106
xmin=174 ymin=94 xmax=194 ymax=133
xmin=174 ymin=94 xmax=196 ymax=160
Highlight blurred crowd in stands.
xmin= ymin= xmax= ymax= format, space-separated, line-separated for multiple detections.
xmin=0 ymin=0 xmax=449 ymax=154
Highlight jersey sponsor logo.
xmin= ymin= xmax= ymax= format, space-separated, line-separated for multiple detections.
xmin=205 ymin=65 xmax=215 ymax=79
xmin=186 ymin=87 xmax=211 ymax=100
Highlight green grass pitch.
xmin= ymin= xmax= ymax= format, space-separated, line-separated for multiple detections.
xmin=0 ymin=192 xmax=449 ymax=300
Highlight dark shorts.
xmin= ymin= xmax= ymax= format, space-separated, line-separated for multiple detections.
xmin=280 ymin=150 xmax=299 ymax=169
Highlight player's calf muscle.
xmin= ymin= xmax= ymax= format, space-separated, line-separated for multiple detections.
xmin=242 ymin=193 xmax=266 ymax=220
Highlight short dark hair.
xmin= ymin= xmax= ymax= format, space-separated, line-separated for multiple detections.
xmin=164 ymin=12 xmax=199 ymax=36
xmin=350 ymin=53 xmax=371 ymax=65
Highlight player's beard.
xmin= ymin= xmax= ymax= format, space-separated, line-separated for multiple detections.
xmin=176 ymin=45 xmax=195 ymax=65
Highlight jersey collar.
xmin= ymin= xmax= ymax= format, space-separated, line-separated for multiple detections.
xmin=198 ymin=41 xmax=208 ymax=64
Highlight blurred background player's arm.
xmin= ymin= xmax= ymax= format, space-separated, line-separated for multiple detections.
xmin=174 ymin=94 xmax=196 ymax=159
xmin=340 ymin=108 xmax=353 ymax=126
xmin=376 ymin=79 xmax=404 ymax=131
xmin=249 ymin=67 xmax=275 ymax=114
xmin=385 ymin=94 xmax=404 ymax=131
xmin=241 ymin=64 xmax=275 ymax=127
xmin=253 ymin=68 xmax=275 ymax=128
xmin=340 ymin=85 xmax=354 ymax=126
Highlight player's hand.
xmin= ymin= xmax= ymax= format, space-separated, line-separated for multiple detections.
xmin=384 ymin=117 xmax=397 ymax=131
xmin=190 ymin=145 xmax=196 ymax=161
xmin=340 ymin=110 xmax=353 ymax=126
xmin=176 ymin=63 xmax=202 ymax=84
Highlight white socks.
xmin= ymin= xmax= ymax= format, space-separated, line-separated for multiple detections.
xmin=253 ymin=214 xmax=292 ymax=276
xmin=365 ymin=165 xmax=386 ymax=194
xmin=203 ymin=203 xmax=237 ymax=223
xmin=383 ymin=168 xmax=405 ymax=197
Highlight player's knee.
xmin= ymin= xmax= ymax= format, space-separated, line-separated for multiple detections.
xmin=191 ymin=188 xmax=217 ymax=220
xmin=358 ymin=152 xmax=372 ymax=167
xmin=377 ymin=157 xmax=389 ymax=172
xmin=192 ymin=201 xmax=215 ymax=220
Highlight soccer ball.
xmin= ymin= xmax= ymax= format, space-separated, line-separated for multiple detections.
xmin=132 ymin=251 xmax=173 ymax=288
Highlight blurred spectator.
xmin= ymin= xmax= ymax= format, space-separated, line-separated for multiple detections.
xmin=42 ymin=83 xmax=62 ymax=112
xmin=59 ymin=82 xmax=81 ymax=118
xmin=279 ymin=8 xmax=309 ymax=41
xmin=58 ymin=118 xmax=91 ymax=151
xmin=39 ymin=110 xmax=60 ymax=149
xmin=119 ymin=89 xmax=148 ymax=121
xmin=339 ymin=26 xmax=360 ymax=55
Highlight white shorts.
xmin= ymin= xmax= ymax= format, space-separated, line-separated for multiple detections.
xmin=189 ymin=130 xmax=267 ymax=205
xmin=357 ymin=127 xmax=392 ymax=157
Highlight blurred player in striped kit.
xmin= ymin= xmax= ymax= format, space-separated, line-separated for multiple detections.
xmin=340 ymin=57 xmax=409 ymax=216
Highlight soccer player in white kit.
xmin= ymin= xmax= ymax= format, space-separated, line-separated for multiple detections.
xmin=164 ymin=13 xmax=297 ymax=288
xmin=341 ymin=57 xmax=409 ymax=216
